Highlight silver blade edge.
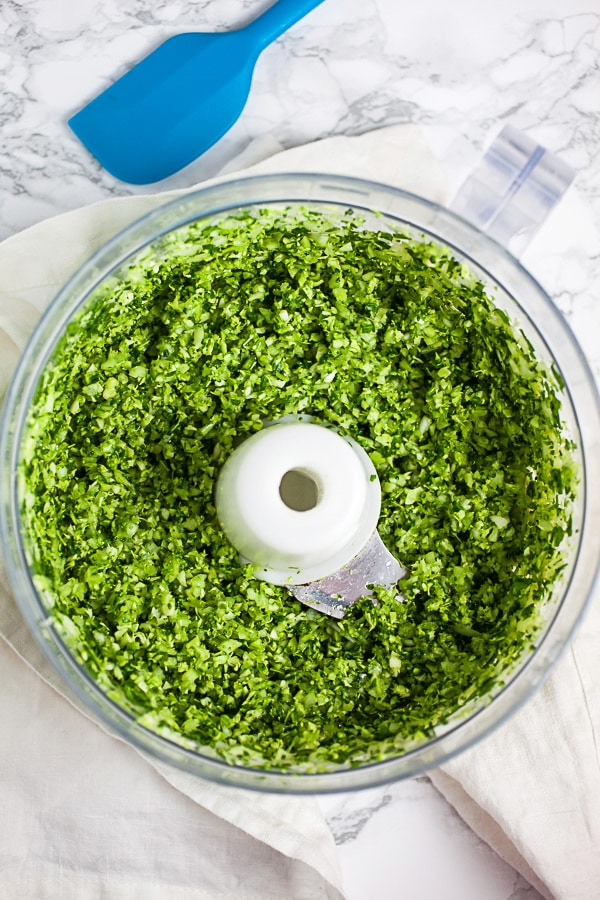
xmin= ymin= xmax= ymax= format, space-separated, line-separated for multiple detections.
xmin=289 ymin=531 xmax=404 ymax=619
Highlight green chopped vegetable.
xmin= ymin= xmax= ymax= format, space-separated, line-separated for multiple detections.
xmin=20 ymin=207 xmax=577 ymax=771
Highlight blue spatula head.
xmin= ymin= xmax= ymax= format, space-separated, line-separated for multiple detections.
xmin=68 ymin=0 xmax=326 ymax=184
xmin=70 ymin=32 xmax=255 ymax=185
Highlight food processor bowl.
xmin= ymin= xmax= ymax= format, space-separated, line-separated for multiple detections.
xmin=1 ymin=171 xmax=599 ymax=793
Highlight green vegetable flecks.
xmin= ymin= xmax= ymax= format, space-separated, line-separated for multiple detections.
xmin=20 ymin=208 xmax=576 ymax=771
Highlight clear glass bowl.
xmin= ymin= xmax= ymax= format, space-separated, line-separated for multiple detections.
xmin=1 ymin=173 xmax=599 ymax=793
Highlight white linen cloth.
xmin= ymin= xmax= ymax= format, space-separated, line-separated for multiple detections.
xmin=0 ymin=124 xmax=598 ymax=899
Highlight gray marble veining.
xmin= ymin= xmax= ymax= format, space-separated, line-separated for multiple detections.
xmin=2 ymin=0 xmax=599 ymax=242
xmin=318 ymin=777 xmax=546 ymax=900
xmin=2 ymin=1 xmax=598 ymax=898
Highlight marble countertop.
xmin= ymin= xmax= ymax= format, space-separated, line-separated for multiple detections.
xmin=2 ymin=0 xmax=599 ymax=898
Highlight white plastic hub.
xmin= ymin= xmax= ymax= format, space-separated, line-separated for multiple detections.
xmin=215 ymin=421 xmax=381 ymax=585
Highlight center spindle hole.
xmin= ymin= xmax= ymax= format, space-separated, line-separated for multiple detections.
xmin=279 ymin=468 xmax=320 ymax=512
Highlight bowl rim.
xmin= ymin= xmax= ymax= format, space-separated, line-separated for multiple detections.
xmin=2 ymin=171 xmax=599 ymax=793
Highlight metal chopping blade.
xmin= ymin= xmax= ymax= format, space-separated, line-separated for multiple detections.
xmin=289 ymin=531 xmax=404 ymax=619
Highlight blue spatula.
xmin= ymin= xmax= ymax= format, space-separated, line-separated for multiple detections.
xmin=68 ymin=0 xmax=327 ymax=185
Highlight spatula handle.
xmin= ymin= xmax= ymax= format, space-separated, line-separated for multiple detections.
xmin=245 ymin=0 xmax=327 ymax=52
